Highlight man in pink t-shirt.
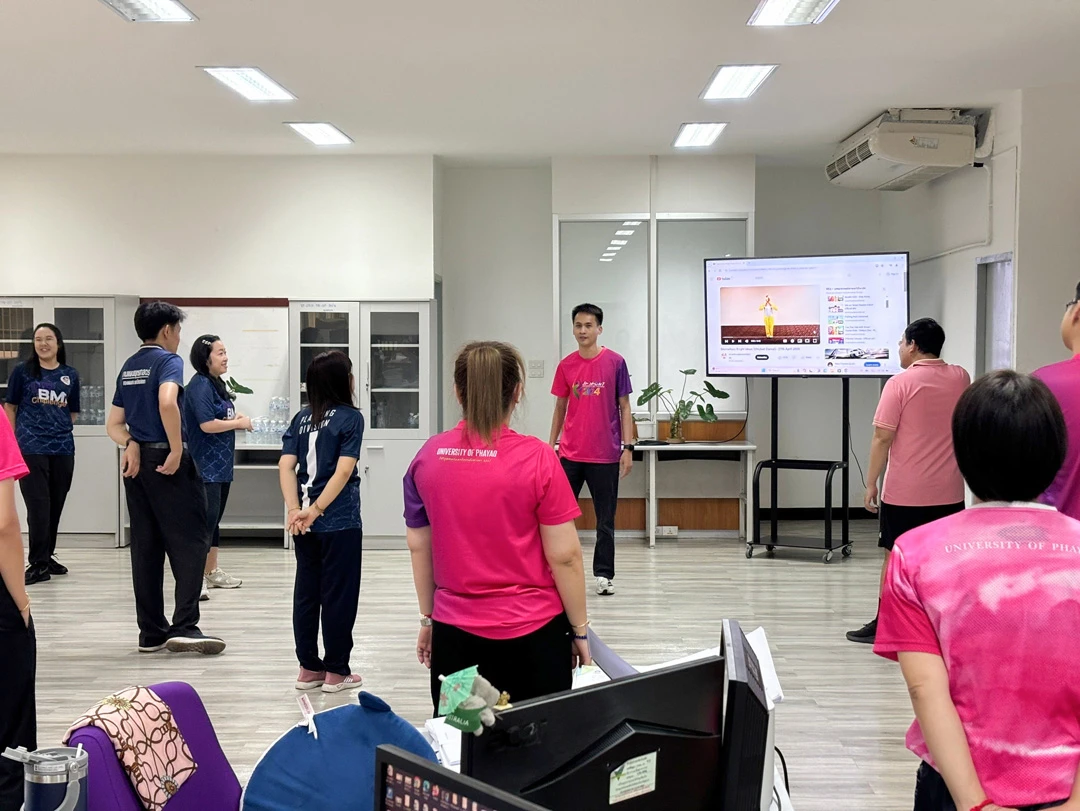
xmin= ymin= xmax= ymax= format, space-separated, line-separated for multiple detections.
xmin=1033 ymin=282 xmax=1080 ymax=521
xmin=875 ymin=370 xmax=1080 ymax=810
xmin=549 ymin=304 xmax=634 ymax=597
xmin=847 ymin=318 xmax=970 ymax=645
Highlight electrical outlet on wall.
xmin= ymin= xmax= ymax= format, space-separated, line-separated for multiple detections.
xmin=658 ymin=525 xmax=679 ymax=538
xmin=527 ymin=360 xmax=545 ymax=379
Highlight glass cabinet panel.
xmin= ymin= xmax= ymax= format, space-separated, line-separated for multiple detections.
xmin=53 ymin=306 xmax=108 ymax=425
xmin=54 ymin=308 xmax=105 ymax=341
xmin=368 ymin=311 xmax=421 ymax=431
xmin=0 ymin=307 xmax=35 ymax=402
xmin=298 ymin=310 xmax=352 ymax=405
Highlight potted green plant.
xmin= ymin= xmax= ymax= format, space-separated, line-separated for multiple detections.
xmin=636 ymin=370 xmax=729 ymax=444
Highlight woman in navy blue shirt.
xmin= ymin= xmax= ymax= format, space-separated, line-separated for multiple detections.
xmin=3 ymin=323 xmax=80 ymax=585
xmin=279 ymin=350 xmax=364 ymax=694
xmin=184 ymin=335 xmax=252 ymax=599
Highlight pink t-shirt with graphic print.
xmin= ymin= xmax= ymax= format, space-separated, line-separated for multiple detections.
xmin=875 ymin=504 xmax=1080 ymax=807
xmin=552 ymin=347 xmax=633 ymax=464
xmin=873 ymin=359 xmax=970 ymax=506
xmin=1033 ymin=355 xmax=1080 ymax=520
xmin=403 ymin=422 xmax=581 ymax=640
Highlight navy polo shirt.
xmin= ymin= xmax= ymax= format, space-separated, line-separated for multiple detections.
xmin=112 ymin=346 xmax=185 ymax=444
xmin=5 ymin=363 xmax=80 ymax=456
xmin=183 ymin=374 xmax=236 ymax=483
xmin=281 ymin=406 xmax=364 ymax=533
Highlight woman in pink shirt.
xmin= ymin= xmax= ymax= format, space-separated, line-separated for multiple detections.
xmin=405 ymin=341 xmax=591 ymax=712
xmin=876 ymin=370 xmax=1080 ymax=811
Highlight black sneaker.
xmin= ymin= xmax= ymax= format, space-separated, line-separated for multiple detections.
xmin=165 ymin=633 xmax=226 ymax=655
xmin=47 ymin=557 xmax=68 ymax=576
xmin=24 ymin=565 xmax=51 ymax=586
xmin=846 ymin=618 xmax=877 ymax=644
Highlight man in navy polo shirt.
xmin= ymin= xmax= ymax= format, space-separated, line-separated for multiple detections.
xmin=106 ymin=301 xmax=225 ymax=655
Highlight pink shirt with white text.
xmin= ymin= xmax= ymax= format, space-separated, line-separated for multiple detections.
xmin=552 ymin=348 xmax=632 ymax=464
xmin=875 ymin=504 xmax=1080 ymax=807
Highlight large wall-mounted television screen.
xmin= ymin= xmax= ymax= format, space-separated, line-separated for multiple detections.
xmin=705 ymin=252 xmax=909 ymax=378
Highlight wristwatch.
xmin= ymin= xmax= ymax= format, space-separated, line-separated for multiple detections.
xmin=622 ymin=443 xmax=635 ymax=452
xmin=419 ymin=615 xmax=433 ymax=627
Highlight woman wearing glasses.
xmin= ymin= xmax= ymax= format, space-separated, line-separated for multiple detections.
xmin=3 ymin=323 xmax=80 ymax=585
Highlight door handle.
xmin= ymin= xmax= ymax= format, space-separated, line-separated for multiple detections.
xmin=367 ymin=445 xmax=385 ymax=451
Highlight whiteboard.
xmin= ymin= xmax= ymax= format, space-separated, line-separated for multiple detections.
xmin=177 ymin=307 xmax=289 ymax=420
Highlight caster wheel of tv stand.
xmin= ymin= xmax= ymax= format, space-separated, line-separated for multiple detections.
xmin=842 ymin=545 xmax=852 ymax=558
xmin=823 ymin=550 xmax=834 ymax=564
xmin=745 ymin=545 xmax=754 ymax=559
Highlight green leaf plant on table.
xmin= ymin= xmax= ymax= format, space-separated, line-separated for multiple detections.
xmin=636 ymin=369 xmax=729 ymax=444
xmin=225 ymin=377 xmax=254 ymax=395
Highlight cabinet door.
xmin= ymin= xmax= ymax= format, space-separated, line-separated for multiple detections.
xmin=289 ymin=302 xmax=361 ymax=411
xmin=360 ymin=439 xmax=424 ymax=541
xmin=361 ymin=303 xmax=430 ymax=439
xmin=0 ymin=298 xmax=47 ymax=405
xmin=47 ymin=297 xmax=114 ymax=430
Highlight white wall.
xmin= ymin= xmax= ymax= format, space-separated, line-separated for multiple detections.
xmin=754 ymin=164 xmax=886 ymax=507
xmin=1014 ymin=84 xmax=1080 ymax=372
xmin=0 ymin=155 xmax=436 ymax=300
xmin=439 ymin=166 xmax=556 ymax=441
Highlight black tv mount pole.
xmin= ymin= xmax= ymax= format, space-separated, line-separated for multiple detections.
xmin=749 ymin=376 xmax=852 ymax=564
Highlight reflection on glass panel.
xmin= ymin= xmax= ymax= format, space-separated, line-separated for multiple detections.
xmin=372 ymin=347 xmax=419 ymax=389
xmin=370 ymin=312 xmax=419 ymax=345
xmin=54 ymin=308 xmax=105 ymax=341
xmin=300 ymin=346 xmax=350 ymax=383
xmin=0 ymin=308 xmax=35 ymax=342
xmin=371 ymin=392 xmax=420 ymax=430
xmin=0 ymin=341 xmax=32 ymax=385
xmin=66 ymin=344 xmax=106 ymax=425
xmin=657 ymin=219 xmax=748 ymax=411
xmin=300 ymin=312 xmax=349 ymax=344
xmin=559 ymin=221 xmax=649 ymax=394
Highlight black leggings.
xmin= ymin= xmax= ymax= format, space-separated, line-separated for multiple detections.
xmin=914 ymin=762 xmax=1066 ymax=811
xmin=429 ymin=615 xmax=572 ymax=715
xmin=204 ymin=481 xmax=231 ymax=549
xmin=0 ymin=591 xmax=36 ymax=811
xmin=19 ymin=454 xmax=75 ymax=568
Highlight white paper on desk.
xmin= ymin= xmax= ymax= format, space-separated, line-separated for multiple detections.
xmin=573 ymin=665 xmax=611 ymax=690
xmin=746 ymin=627 xmax=784 ymax=707
xmin=424 ymin=717 xmax=462 ymax=769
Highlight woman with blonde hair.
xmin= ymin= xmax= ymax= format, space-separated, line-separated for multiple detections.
xmin=405 ymin=341 xmax=591 ymax=712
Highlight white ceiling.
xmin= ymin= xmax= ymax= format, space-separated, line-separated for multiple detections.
xmin=3 ymin=0 xmax=1080 ymax=161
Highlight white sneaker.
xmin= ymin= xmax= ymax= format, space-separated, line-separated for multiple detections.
xmin=596 ymin=577 xmax=615 ymax=596
xmin=200 ymin=578 xmax=210 ymax=602
xmin=206 ymin=568 xmax=242 ymax=589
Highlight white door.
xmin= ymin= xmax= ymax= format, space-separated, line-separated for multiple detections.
xmin=361 ymin=303 xmax=431 ymax=440
xmin=360 ymin=439 xmax=424 ymax=541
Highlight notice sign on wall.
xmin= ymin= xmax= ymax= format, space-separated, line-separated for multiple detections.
xmin=609 ymin=751 xmax=658 ymax=805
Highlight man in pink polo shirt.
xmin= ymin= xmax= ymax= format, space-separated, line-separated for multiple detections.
xmin=846 ymin=318 xmax=970 ymax=644
xmin=549 ymin=304 xmax=634 ymax=597
xmin=1033 ymin=282 xmax=1080 ymax=521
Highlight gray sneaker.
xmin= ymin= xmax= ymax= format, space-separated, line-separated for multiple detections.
xmin=595 ymin=577 xmax=615 ymax=596
xmin=200 ymin=578 xmax=210 ymax=602
xmin=206 ymin=568 xmax=242 ymax=589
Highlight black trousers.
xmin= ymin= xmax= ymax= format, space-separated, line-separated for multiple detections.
xmin=913 ymin=762 xmax=1066 ymax=811
xmin=203 ymin=481 xmax=231 ymax=550
xmin=429 ymin=615 xmax=572 ymax=715
xmin=0 ymin=589 xmax=36 ymax=811
xmin=123 ymin=448 xmax=209 ymax=648
xmin=560 ymin=459 xmax=619 ymax=579
xmin=19 ymin=454 xmax=75 ymax=569
xmin=292 ymin=527 xmax=363 ymax=676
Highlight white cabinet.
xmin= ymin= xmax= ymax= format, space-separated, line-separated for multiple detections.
xmin=360 ymin=303 xmax=435 ymax=440
xmin=289 ymin=301 xmax=362 ymax=410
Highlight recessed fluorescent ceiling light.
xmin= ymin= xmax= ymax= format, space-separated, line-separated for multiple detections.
xmin=748 ymin=0 xmax=840 ymax=26
xmin=602 ymin=253 xmax=617 ymax=258
xmin=287 ymin=122 xmax=353 ymax=146
xmin=623 ymin=221 xmax=642 ymax=226
xmin=610 ymin=239 xmax=629 ymax=246
xmin=615 ymin=230 xmax=635 ymax=236
xmin=600 ymin=258 xmax=614 ymax=262
xmin=98 ymin=0 xmax=196 ymax=21
xmin=673 ymin=123 xmax=728 ymax=148
xmin=607 ymin=246 xmax=623 ymax=251
xmin=202 ymin=67 xmax=295 ymax=101
xmin=701 ymin=65 xmax=778 ymax=99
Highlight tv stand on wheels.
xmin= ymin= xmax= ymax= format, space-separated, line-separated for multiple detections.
xmin=750 ymin=376 xmax=852 ymax=564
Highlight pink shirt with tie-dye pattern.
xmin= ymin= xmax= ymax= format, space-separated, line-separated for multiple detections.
xmin=875 ymin=503 xmax=1080 ymax=808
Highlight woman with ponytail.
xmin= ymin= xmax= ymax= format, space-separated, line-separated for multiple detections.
xmin=184 ymin=335 xmax=252 ymax=599
xmin=404 ymin=341 xmax=591 ymax=712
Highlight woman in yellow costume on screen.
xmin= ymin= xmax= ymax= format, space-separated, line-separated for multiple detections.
xmin=759 ymin=295 xmax=779 ymax=338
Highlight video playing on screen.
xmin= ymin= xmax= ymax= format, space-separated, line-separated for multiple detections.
xmin=705 ymin=253 xmax=908 ymax=377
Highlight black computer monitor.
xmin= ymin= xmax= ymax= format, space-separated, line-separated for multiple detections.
xmin=462 ymin=619 xmax=771 ymax=811
xmin=375 ymin=745 xmax=548 ymax=811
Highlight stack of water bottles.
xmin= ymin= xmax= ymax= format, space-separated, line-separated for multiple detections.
xmin=250 ymin=397 xmax=291 ymax=446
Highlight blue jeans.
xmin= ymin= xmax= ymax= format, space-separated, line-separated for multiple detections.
xmin=914 ymin=762 xmax=1066 ymax=811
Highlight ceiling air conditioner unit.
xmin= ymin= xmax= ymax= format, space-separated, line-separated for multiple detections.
xmin=826 ymin=109 xmax=977 ymax=191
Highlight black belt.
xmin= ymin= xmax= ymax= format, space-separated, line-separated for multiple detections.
xmin=141 ymin=442 xmax=188 ymax=450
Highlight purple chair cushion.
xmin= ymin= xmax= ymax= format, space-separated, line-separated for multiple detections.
xmin=67 ymin=681 xmax=240 ymax=811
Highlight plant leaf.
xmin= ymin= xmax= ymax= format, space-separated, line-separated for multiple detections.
xmin=696 ymin=404 xmax=708 ymax=420
xmin=680 ymin=369 xmax=698 ymax=376
xmin=226 ymin=377 xmax=254 ymax=395
xmin=636 ymin=382 xmax=662 ymax=407
xmin=703 ymin=380 xmax=730 ymax=399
